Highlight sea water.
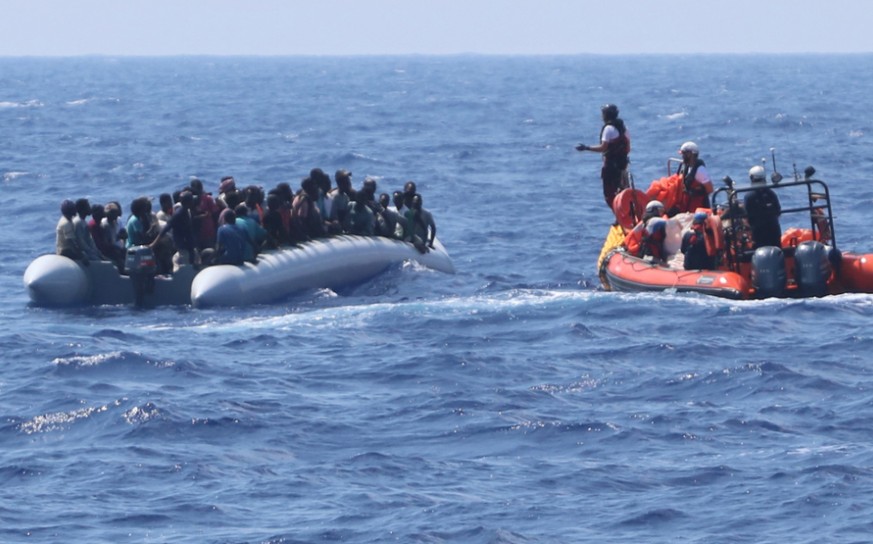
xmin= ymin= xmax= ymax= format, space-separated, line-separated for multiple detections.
xmin=2 ymin=55 xmax=873 ymax=543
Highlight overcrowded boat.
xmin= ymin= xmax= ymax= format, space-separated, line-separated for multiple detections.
xmin=24 ymin=235 xmax=455 ymax=308
xmin=598 ymin=154 xmax=873 ymax=299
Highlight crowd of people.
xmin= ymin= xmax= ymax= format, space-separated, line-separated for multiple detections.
xmin=55 ymin=168 xmax=439 ymax=275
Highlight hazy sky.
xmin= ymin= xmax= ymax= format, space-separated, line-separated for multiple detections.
xmin=2 ymin=0 xmax=871 ymax=56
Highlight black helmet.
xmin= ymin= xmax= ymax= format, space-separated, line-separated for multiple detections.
xmin=601 ymin=103 xmax=619 ymax=120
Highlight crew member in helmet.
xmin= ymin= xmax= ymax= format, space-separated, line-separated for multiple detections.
xmin=641 ymin=218 xmax=667 ymax=262
xmin=642 ymin=200 xmax=666 ymax=222
xmin=624 ymin=217 xmax=667 ymax=263
xmin=743 ymin=165 xmax=782 ymax=249
xmin=677 ymin=141 xmax=714 ymax=212
xmin=681 ymin=211 xmax=716 ymax=270
xmin=577 ymin=103 xmax=631 ymax=209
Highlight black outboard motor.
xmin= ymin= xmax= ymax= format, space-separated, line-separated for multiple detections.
xmin=751 ymin=246 xmax=786 ymax=298
xmin=125 ymin=245 xmax=157 ymax=306
xmin=793 ymin=240 xmax=832 ymax=297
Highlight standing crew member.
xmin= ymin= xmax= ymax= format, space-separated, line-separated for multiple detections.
xmin=577 ymin=103 xmax=631 ymax=209
xmin=677 ymin=141 xmax=714 ymax=211
xmin=743 ymin=165 xmax=782 ymax=249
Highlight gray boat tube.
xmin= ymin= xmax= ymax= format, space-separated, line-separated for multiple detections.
xmin=191 ymin=235 xmax=454 ymax=307
xmin=24 ymin=236 xmax=454 ymax=308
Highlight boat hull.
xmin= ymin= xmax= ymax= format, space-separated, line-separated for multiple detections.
xmin=600 ymin=249 xmax=750 ymax=299
xmin=191 ymin=235 xmax=455 ymax=307
xmin=24 ymin=235 xmax=455 ymax=308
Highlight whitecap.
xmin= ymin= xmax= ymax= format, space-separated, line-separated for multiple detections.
xmin=66 ymin=98 xmax=90 ymax=106
xmin=52 ymin=351 xmax=124 ymax=367
xmin=662 ymin=111 xmax=687 ymax=121
xmin=3 ymin=171 xmax=29 ymax=182
xmin=19 ymin=404 xmax=110 ymax=434
xmin=3 ymin=99 xmax=43 ymax=108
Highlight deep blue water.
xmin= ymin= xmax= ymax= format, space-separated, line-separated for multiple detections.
xmin=3 ymin=55 xmax=873 ymax=543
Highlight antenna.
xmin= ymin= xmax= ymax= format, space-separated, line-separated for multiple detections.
xmin=770 ymin=147 xmax=783 ymax=184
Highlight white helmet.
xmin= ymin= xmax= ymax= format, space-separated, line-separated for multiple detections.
xmin=749 ymin=165 xmax=766 ymax=184
xmin=679 ymin=141 xmax=699 ymax=155
xmin=645 ymin=200 xmax=665 ymax=214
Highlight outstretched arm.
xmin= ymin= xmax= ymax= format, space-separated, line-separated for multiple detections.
xmin=576 ymin=142 xmax=607 ymax=153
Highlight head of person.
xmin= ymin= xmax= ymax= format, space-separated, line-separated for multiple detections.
xmin=276 ymin=182 xmax=293 ymax=202
xmin=379 ymin=193 xmax=390 ymax=209
xmin=335 ymin=170 xmax=352 ymax=193
xmin=393 ymin=191 xmax=404 ymax=209
xmin=60 ymin=199 xmax=77 ymax=220
xmin=692 ymin=211 xmax=708 ymax=229
xmin=679 ymin=141 xmax=699 ymax=162
xmin=403 ymin=181 xmax=417 ymax=205
xmin=601 ymin=103 xmax=619 ymax=122
xmin=130 ymin=197 xmax=150 ymax=219
xmin=412 ymin=194 xmax=423 ymax=211
xmin=219 ymin=208 xmax=236 ymax=226
xmin=189 ymin=178 xmax=204 ymax=195
xmin=749 ymin=165 xmax=767 ymax=186
xmin=234 ymin=203 xmax=249 ymax=218
xmin=644 ymin=200 xmax=665 ymax=218
xmin=105 ymin=202 xmax=121 ymax=221
xmin=90 ymin=203 xmax=105 ymax=222
xmin=75 ymin=198 xmax=91 ymax=218
xmin=219 ymin=176 xmax=236 ymax=195
xmin=362 ymin=177 xmax=377 ymax=197
xmin=159 ymin=193 xmax=173 ymax=212
xmin=306 ymin=168 xmax=327 ymax=194
xmin=354 ymin=191 xmax=368 ymax=211
xmin=179 ymin=190 xmax=194 ymax=209
xmin=267 ymin=192 xmax=281 ymax=212
xmin=301 ymin=177 xmax=319 ymax=198
xmin=245 ymin=185 xmax=264 ymax=207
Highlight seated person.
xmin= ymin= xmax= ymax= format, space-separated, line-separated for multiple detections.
xmin=743 ymin=165 xmax=782 ymax=249
xmin=347 ymin=193 xmax=375 ymax=236
xmin=642 ymin=200 xmax=666 ymax=222
xmin=215 ymin=209 xmax=246 ymax=265
xmin=56 ymin=199 xmax=86 ymax=261
xmin=624 ymin=217 xmax=667 ymax=263
xmin=681 ymin=212 xmax=716 ymax=270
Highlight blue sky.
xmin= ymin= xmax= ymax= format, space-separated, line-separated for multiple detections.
xmin=2 ymin=0 xmax=871 ymax=56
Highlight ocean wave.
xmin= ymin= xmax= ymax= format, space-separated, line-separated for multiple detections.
xmin=0 ymin=99 xmax=43 ymax=108
xmin=661 ymin=111 xmax=687 ymax=121
xmin=18 ymin=401 xmax=118 ymax=434
xmin=2 ymin=171 xmax=29 ymax=182
xmin=51 ymin=350 xmax=175 ymax=369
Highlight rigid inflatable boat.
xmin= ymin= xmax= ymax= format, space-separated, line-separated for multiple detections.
xmin=598 ymin=161 xmax=873 ymax=299
xmin=24 ymin=235 xmax=454 ymax=308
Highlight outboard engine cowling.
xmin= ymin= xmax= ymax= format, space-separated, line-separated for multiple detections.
xmin=794 ymin=240 xmax=831 ymax=297
xmin=125 ymin=245 xmax=157 ymax=306
xmin=751 ymin=246 xmax=786 ymax=298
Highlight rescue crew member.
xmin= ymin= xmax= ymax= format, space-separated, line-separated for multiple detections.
xmin=743 ymin=165 xmax=782 ymax=249
xmin=624 ymin=217 xmax=667 ymax=263
xmin=577 ymin=103 xmax=631 ymax=209
xmin=642 ymin=200 xmax=666 ymax=222
xmin=681 ymin=212 xmax=716 ymax=270
xmin=677 ymin=141 xmax=714 ymax=212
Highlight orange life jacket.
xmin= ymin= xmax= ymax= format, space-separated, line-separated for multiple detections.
xmin=645 ymin=174 xmax=688 ymax=216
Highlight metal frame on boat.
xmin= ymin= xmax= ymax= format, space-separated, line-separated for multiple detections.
xmin=599 ymin=161 xmax=873 ymax=299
